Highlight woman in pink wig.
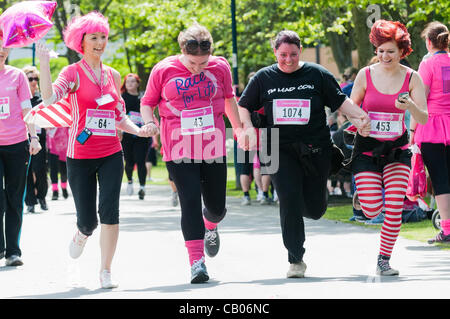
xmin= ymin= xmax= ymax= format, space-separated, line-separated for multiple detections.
xmin=36 ymin=12 xmax=156 ymax=289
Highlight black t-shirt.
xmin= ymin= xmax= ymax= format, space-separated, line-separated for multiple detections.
xmin=122 ymin=91 xmax=141 ymax=114
xmin=238 ymin=62 xmax=346 ymax=147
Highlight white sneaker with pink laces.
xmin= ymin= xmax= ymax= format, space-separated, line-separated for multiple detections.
xmin=100 ymin=270 xmax=119 ymax=289
xmin=69 ymin=230 xmax=88 ymax=259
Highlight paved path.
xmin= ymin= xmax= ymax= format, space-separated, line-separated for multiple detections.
xmin=1 ymin=183 xmax=449 ymax=300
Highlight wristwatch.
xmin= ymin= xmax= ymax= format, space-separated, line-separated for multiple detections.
xmin=30 ymin=135 xmax=40 ymax=141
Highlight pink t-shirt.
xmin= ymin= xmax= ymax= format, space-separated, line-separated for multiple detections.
xmin=52 ymin=62 xmax=125 ymax=159
xmin=141 ymin=55 xmax=235 ymax=161
xmin=418 ymin=53 xmax=450 ymax=115
xmin=415 ymin=53 xmax=450 ymax=145
xmin=0 ymin=65 xmax=32 ymax=145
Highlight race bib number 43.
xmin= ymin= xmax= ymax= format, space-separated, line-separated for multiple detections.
xmin=273 ymin=99 xmax=311 ymax=125
xmin=369 ymin=111 xmax=403 ymax=139
xmin=180 ymin=106 xmax=215 ymax=135
xmin=0 ymin=97 xmax=10 ymax=119
xmin=85 ymin=109 xmax=116 ymax=136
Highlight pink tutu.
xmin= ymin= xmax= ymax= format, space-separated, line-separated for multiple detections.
xmin=415 ymin=113 xmax=450 ymax=146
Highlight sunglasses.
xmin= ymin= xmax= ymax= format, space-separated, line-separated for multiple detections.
xmin=28 ymin=77 xmax=39 ymax=82
xmin=185 ymin=40 xmax=211 ymax=54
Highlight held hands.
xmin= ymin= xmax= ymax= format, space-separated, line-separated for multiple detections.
xmin=236 ymin=126 xmax=258 ymax=151
xmin=138 ymin=122 xmax=159 ymax=137
xmin=353 ymin=115 xmax=371 ymax=137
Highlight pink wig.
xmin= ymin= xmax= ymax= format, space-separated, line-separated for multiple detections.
xmin=63 ymin=11 xmax=109 ymax=55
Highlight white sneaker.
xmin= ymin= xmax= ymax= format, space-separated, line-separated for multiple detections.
xmin=273 ymin=190 xmax=279 ymax=202
xmin=171 ymin=191 xmax=179 ymax=207
xmin=287 ymin=261 xmax=307 ymax=278
xmin=100 ymin=270 xmax=119 ymax=289
xmin=334 ymin=187 xmax=342 ymax=196
xmin=69 ymin=230 xmax=88 ymax=259
xmin=256 ymin=190 xmax=264 ymax=202
xmin=241 ymin=195 xmax=251 ymax=206
xmin=126 ymin=182 xmax=133 ymax=196
xmin=5 ymin=255 xmax=23 ymax=266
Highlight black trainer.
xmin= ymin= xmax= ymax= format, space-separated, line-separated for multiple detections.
xmin=138 ymin=189 xmax=145 ymax=200
xmin=428 ymin=231 xmax=450 ymax=244
xmin=39 ymin=198 xmax=48 ymax=211
xmin=204 ymin=227 xmax=220 ymax=257
xmin=62 ymin=188 xmax=69 ymax=199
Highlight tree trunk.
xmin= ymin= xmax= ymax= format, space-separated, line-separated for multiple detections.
xmin=352 ymin=6 xmax=374 ymax=69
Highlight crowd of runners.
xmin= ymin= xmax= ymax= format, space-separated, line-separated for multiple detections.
xmin=0 ymin=10 xmax=449 ymax=289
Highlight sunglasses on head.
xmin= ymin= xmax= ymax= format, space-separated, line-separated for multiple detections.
xmin=185 ymin=39 xmax=211 ymax=54
xmin=28 ymin=77 xmax=39 ymax=82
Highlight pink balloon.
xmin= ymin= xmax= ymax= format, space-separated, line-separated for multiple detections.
xmin=0 ymin=1 xmax=57 ymax=48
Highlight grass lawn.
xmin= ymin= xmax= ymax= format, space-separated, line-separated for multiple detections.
xmin=132 ymin=161 xmax=449 ymax=249
xmin=323 ymin=203 xmax=450 ymax=250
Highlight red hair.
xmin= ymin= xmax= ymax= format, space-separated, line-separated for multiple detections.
xmin=370 ymin=20 xmax=413 ymax=58
xmin=120 ymin=73 xmax=141 ymax=94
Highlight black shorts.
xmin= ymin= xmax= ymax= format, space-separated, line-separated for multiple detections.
xmin=236 ymin=148 xmax=254 ymax=176
xmin=67 ymin=151 xmax=123 ymax=236
xmin=351 ymin=149 xmax=411 ymax=175
xmin=421 ymin=143 xmax=450 ymax=195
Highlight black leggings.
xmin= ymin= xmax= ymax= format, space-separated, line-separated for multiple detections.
xmin=49 ymin=153 xmax=67 ymax=184
xmin=122 ymin=134 xmax=149 ymax=186
xmin=67 ymin=151 xmax=124 ymax=236
xmin=0 ymin=140 xmax=29 ymax=258
xmin=166 ymin=157 xmax=227 ymax=241
xmin=270 ymin=143 xmax=331 ymax=264
xmin=25 ymin=148 xmax=48 ymax=206
xmin=421 ymin=143 xmax=450 ymax=195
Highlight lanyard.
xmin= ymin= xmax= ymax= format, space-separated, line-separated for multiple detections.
xmin=434 ymin=50 xmax=448 ymax=55
xmin=81 ymin=59 xmax=104 ymax=97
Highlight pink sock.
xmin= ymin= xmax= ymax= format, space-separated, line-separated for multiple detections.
xmin=441 ymin=219 xmax=450 ymax=236
xmin=203 ymin=216 xmax=218 ymax=231
xmin=52 ymin=183 xmax=58 ymax=192
xmin=185 ymin=240 xmax=204 ymax=266
xmin=61 ymin=182 xmax=67 ymax=189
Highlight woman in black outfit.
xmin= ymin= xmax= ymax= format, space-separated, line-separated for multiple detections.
xmin=120 ymin=73 xmax=149 ymax=200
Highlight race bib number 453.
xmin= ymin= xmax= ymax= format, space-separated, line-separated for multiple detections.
xmin=273 ymin=99 xmax=311 ymax=125
xmin=368 ymin=111 xmax=403 ymax=139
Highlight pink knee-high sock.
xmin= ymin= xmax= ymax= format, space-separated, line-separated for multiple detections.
xmin=441 ymin=219 xmax=450 ymax=236
xmin=203 ymin=216 xmax=218 ymax=231
xmin=52 ymin=183 xmax=58 ymax=192
xmin=185 ymin=240 xmax=204 ymax=266
xmin=61 ymin=182 xmax=67 ymax=189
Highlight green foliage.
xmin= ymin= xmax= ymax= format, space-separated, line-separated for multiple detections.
xmin=2 ymin=0 xmax=450 ymax=82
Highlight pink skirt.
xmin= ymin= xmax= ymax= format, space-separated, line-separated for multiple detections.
xmin=415 ymin=114 xmax=450 ymax=146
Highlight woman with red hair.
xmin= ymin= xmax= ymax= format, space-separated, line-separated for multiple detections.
xmin=350 ymin=20 xmax=428 ymax=275
xmin=36 ymin=12 xmax=155 ymax=288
